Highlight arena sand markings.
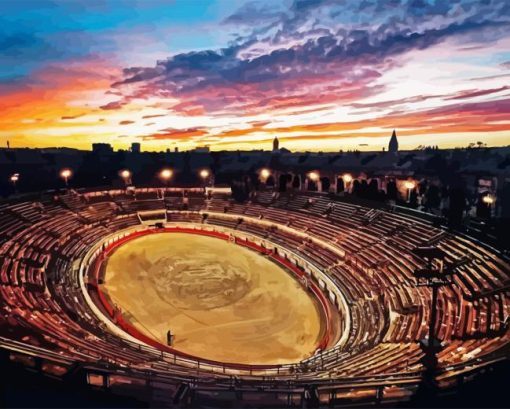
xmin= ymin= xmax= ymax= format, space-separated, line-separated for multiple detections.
xmin=102 ymin=232 xmax=323 ymax=365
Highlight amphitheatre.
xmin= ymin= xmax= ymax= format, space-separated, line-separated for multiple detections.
xmin=2 ymin=0 xmax=510 ymax=405
xmin=0 ymin=184 xmax=509 ymax=407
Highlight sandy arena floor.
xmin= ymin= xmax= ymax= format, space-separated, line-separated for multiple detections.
xmin=101 ymin=232 xmax=323 ymax=365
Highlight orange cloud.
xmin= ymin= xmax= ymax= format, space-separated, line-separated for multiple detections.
xmin=143 ymin=127 xmax=209 ymax=141
xmin=0 ymin=57 xmax=121 ymax=139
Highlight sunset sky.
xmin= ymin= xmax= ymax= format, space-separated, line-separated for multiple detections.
xmin=1 ymin=0 xmax=509 ymax=152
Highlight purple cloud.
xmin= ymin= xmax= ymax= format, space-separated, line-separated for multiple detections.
xmin=105 ymin=0 xmax=510 ymax=117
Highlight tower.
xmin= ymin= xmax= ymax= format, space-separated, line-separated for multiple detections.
xmin=272 ymin=136 xmax=279 ymax=152
xmin=131 ymin=142 xmax=141 ymax=153
xmin=388 ymin=130 xmax=398 ymax=153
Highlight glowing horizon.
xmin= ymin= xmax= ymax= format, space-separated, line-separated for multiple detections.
xmin=1 ymin=0 xmax=510 ymax=152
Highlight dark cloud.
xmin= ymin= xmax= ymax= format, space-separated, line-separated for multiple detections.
xmin=61 ymin=113 xmax=86 ymax=120
xmin=223 ymin=1 xmax=285 ymax=26
xmin=100 ymin=100 xmax=126 ymax=110
xmin=143 ymin=127 xmax=208 ymax=141
xmin=445 ymin=86 xmax=510 ymax=100
xmin=468 ymin=73 xmax=510 ymax=82
xmin=142 ymin=114 xmax=166 ymax=119
xmin=119 ymin=120 xmax=135 ymax=125
xmin=108 ymin=0 xmax=510 ymax=116
xmin=350 ymin=94 xmax=446 ymax=110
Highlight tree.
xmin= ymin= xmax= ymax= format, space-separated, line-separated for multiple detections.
xmin=425 ymin=185 xmax=441 ymax=211
xmin=278 ymin=174 xmax=288 ymax=192
xmin=386 ymin=180 xmax=398 ymax=201
xmin=367 ymin=179 xmax=379 ymax=200
xmin=321 ymin=177 xmax=330 ymax=192
xmin=448 ymin=181 xmax=467 ymax=229
xmin=336 ymin=178 xmax=344 ymax=193
xmin=292 ymin=175 xmax=300 ymax=189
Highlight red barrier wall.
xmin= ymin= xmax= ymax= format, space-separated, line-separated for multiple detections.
xmin=88 ymin=226 xmax=333 ymax=368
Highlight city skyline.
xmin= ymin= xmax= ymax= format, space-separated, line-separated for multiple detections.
xmin=1 ymin=0 xmax=510 ymax=153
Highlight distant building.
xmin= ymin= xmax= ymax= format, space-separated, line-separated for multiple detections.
xmin=388 ymin=130 xmax=398 ymax=153
xmin=92 ymin=143 xmax=113 ymax=154
xmin=131 ymin=142 xmax=141 ymax=153
xmin=193 ymin=146 xmax=210 ymax=153
xmin=273 ymin=137 xmax=279 ymax=151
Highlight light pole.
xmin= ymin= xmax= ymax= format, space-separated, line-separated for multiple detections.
xmin=199 ymin=169 xmax=210 ymax=186
xmin=308 ymin=171 xmax=319 ymax=181
xmin=60 ymin=168 xmax=72 ymax=187
xmin=412 ymin=246 xmax=467 ymax=402
xmin=404 ymin=180 xmax=416 ymax=203
xmin=259 ymin=168 xmax=272 ymax=189
xmin=159 ymin=168 xmax=173 ymax=197
xmin=119 ymin=169 xmax=132 ymax=186
xmin=308 ymin=171 xmax=319 ymax=191
xmin=342 ymin=173 xmax=353 ymax=193
xmin=10 ymin=173 xmax=19 ymax=193
xmin=482 ymin=194 xmax=495 ymax=218
xmin=260 ymin=168 xmax=271 ymax=180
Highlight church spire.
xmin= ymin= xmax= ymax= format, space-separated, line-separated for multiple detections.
xmin=388 ymin=129 xmax=398 ymax=153
xmin=272 ymin=136 xmax=279 ymax=152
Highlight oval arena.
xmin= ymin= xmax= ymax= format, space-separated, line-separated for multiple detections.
xmin=92 ymin=228 xmax=334 ymax=365
xmin=0 ymin=186 xmax=509 ymax=407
